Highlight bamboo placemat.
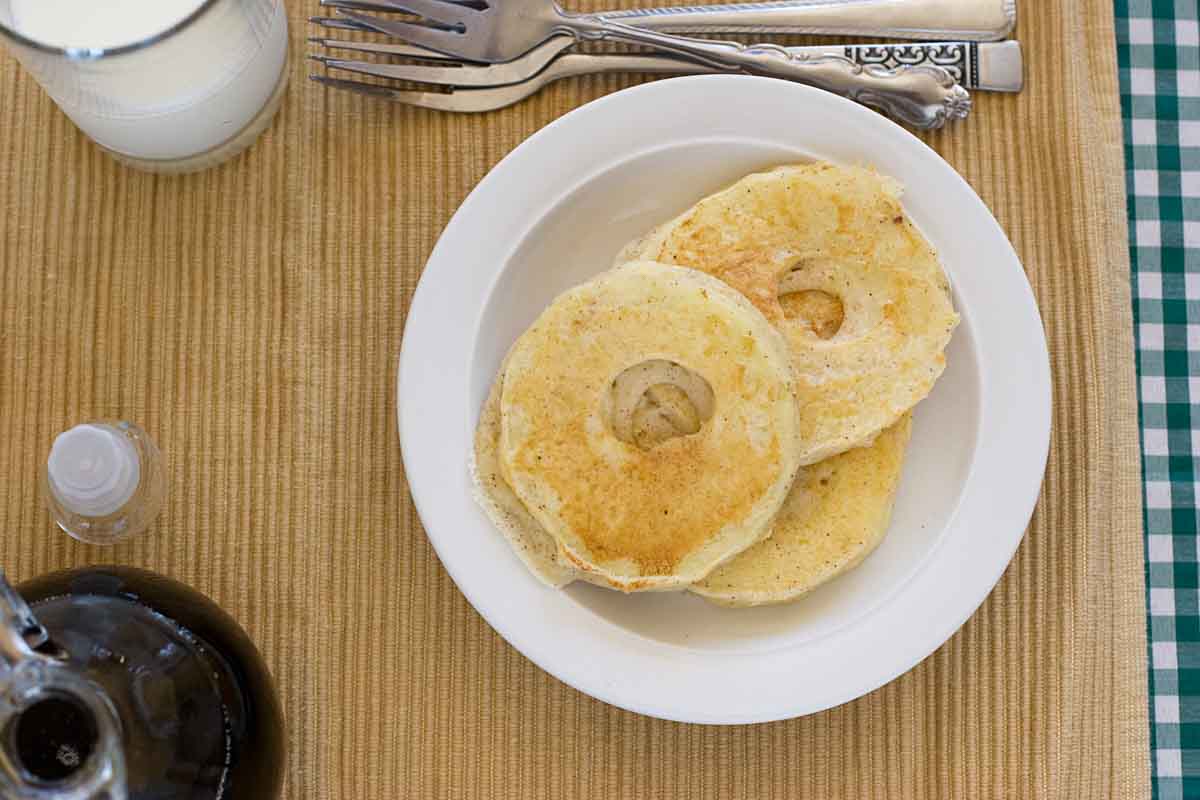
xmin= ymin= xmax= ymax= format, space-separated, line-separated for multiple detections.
xmin=0 ymin=0 xmax=1149 ymax=797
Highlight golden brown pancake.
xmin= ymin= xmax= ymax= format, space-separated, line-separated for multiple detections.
xmin=619 ymin=163 xmax=957 ymax=465
xmin=498 ymin=261 xmax=802 ymax=591
xmin=471 ymin=350 xmax=577 ymax=588
xmin=691 ymin=414 xmax=912 ymax=607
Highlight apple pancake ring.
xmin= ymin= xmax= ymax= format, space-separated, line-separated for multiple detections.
xmin=499 ymin=261 xmax=802 ymax=591
xmin=619 ymin=163 xmax=958 ymax=464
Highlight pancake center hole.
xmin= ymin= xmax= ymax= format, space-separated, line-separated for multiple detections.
xmin=609 ymin=360 xmax=715 ymax=449
xmin=778 ymin=288 xmax=845 ymax=339
xmin=13 ymin=695 xmax=97 ymax=783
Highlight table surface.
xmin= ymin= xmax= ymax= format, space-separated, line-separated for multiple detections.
xmin=0 ymin=1 xmax=1152 ymax=797
xmin=1118 ymin=1 xmax=1200 ymax=797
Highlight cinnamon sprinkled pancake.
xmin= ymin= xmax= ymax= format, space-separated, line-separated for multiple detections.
xmin=470 ymin=350 xmax=576 ymax=588
xmin=691 ymin=414 xmax=912 ymax=607
xmin=497 ymin=261 xmax=802 ymax=592
xmin=619 ymin=163 xmax=957 ymax=464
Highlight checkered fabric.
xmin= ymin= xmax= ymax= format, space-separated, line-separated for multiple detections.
xmin=1116 ymin=1 xmax=1200 ymax=797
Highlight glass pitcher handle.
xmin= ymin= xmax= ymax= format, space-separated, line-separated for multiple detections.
xmin=0 ymin=571 xmax=61 ymax=667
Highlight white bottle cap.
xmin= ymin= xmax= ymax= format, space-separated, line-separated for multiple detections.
xmin=47 ymin=424 xmax=140 ymax=517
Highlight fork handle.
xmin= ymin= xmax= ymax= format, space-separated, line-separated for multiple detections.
xmin=594 ymin=0 xmax=1015 ymax=41
xmin=567 ymin=21 xmax=971 ymax=129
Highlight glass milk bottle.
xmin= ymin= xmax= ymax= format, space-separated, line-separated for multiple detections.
xmin=0 ymin=567 xmax=285 ymax=798
xmin=0 ymin=0 xmax=289 ymax=173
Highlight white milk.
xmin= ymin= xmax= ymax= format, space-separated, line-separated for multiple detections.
xmin=8 ymin=0 xmax=288 ymax=163
xmin=11 ymin=0 xmax=206 ymax=49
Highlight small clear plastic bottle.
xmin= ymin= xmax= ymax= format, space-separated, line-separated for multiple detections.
xmin=42 ymin=421 xmax=166 ymax=545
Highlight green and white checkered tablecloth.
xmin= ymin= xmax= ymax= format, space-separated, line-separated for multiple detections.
xmin=1117 ymin=1 xmax=1200 ymax=796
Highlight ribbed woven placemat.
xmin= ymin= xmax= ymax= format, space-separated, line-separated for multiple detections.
xmin=0 ymin=0 xmax=1149 ymax=797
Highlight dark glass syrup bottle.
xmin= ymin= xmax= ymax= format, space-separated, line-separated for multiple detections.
xmin=0 ymin=566 xmax=284 ymax=799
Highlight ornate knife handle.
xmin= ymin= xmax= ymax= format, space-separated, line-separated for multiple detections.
xmin=843 ymin=42 xmax=980 ymax=89
xmin=569 ymin=19 xmax=972 ymax=129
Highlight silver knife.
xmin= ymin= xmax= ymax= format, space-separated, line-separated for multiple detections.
xmin=318 ymin=0 xmax=1017 ymax=41
xmin=584 ymin=0 xmax=1016 ymax=40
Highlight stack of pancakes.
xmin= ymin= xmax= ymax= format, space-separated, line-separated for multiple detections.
xmin=472 ymin=163 xmax=959 ymax=607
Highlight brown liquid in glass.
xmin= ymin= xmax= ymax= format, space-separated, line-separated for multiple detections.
xmin=17 ymin=567 xmax=284 ymax=800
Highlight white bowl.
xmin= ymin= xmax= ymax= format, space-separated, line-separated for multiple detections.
xmin=398 ymin=75 xmax=1050 ymax=723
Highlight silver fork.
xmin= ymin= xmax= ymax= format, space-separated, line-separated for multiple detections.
xmin=310 ymin=37 xmax=1024 ymax=93
xmin=320 ymin=1 xmax=971 ymax=128
xmin=307 ymin=39 xmax=1023 ymax=111
xmin=311 ymin=52 xmax=723 ymax=113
